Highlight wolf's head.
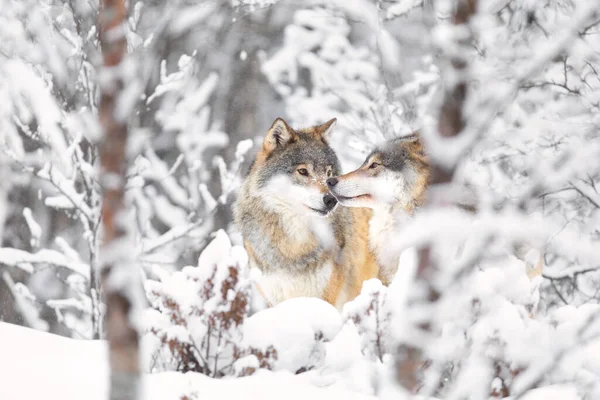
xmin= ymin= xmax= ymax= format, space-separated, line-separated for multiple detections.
xmin=327 ymin=134 xmax=429 ymax=211
xmin=247 ymin=117 xmax=340 ymax=216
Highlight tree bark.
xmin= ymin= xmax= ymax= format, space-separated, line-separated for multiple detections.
xmin=98 ymin=1 xmax=140 ymax=400
xmin=395 ymin=0 xmax=478 ymax=393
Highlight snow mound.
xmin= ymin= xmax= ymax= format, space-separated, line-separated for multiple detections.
xmin=516 ymin=384 xmax=581 ymax=400
xmin=0 ymin=321 xmax=107 ymax=400
xmin=148 ymin=370 xmax=375 ymax=400
xmin=243 ymin=297 xmax=342 ymax=372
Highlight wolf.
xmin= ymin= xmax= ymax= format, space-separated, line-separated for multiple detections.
xmin=327 ymin=135 xmax=544 ymax=285
xmin=234 ymin=117 xmax=379 ymax=310
xmin=326 ymin=135 xmax=429 ymax=284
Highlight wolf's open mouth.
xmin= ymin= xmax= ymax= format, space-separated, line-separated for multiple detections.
xmin=308 ymin=206 xmax=331 ymax=216
xmin=334 ymin=194 xmax=372 ymax=202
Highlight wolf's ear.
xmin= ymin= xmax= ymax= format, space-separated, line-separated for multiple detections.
xmin=263 ymin=118 xmax=296 ymax=154
xmin=314 ymin=118 xmax=337 ymax=142
xmin=401 ymin=132 xmax=425 ymax=155
xmin=396 ymin=132 xmax=420 ymax=141
xmin=395 ymin=132 xmax=422 ymax=147
xmin=409 ymin=133 xmax=423 ymax=149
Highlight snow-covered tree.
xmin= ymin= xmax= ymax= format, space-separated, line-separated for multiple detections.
xmin=0 ymin=0 xmax=254 ymax=338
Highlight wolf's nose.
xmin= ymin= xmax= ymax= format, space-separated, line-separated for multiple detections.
xmin=323 ymin=194 xmax=337 ymax=210
xmin=326 ymin=177 xmax=338 ymax=188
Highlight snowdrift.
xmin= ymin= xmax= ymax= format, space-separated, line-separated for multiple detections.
xmin=0 ymin=321 xmax=375 ymax=400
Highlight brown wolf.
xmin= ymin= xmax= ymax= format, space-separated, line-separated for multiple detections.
xmin=327 ymin=135 xmax=543 ymax=285
xmin=234 ymin=118 xmax=378 ymax=310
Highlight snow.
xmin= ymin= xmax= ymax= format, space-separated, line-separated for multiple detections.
xmin=243 ymin=297 xmax=342 ymax=372
xmin=168 ymin=4 xmax=216 ymax=36
xmin=514 ymin=385 xmax=581 ymax=400
xmin=4 ymin=201 xmax=600 ymax=399
xmin=0 ymin=322 xmax=107 ymax=400
xmin=37 ymin=163 xmax=93 ymax=218
xmin=0 ymin=321 xmax=375 ymax=400
xmin=22 ymin=207 xmax=42 ymax=247
xmin=146 ymin=370 xmax=375 ymax=400
xmin=1 ymin=273 xmax=49 ymax=332
xmin=0 ymin=247 xmax=89 ymax=277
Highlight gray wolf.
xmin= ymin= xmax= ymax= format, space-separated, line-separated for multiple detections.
xmin=327 ymin=135 xmax=543 ymax=285
xmin=234 ymin=118 xmax=379 ymax=309
xmin=326 ymin=135 xmax=429 ymax=284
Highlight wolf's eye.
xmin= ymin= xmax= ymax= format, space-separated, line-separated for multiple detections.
xmin=297 ymin=168 xmax=309 ymax=176
xmin=368 ymin=162 xmax=380 ymax=169
xmin=326 ymin=169 xmax=332 ymax=177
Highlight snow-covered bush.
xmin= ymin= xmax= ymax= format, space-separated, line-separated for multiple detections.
xmin=144 ymin=230 xmax=277 ymax=377
xmin=344 ymin=279 xmax=393 ymax=363
xmin=144 ymin=229 xmax=349 ymax=377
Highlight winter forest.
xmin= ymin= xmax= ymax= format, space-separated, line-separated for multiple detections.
xmin=1 ymin=0 xmax=600 ymax=399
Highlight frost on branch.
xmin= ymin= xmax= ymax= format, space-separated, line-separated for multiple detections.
xmin=144 ymin=230 xmax=277 ymax=377
xmin=1 ymin=0 xmax=254 ymax=337
xmin=132 ymin=55 xmax=253 ymax=268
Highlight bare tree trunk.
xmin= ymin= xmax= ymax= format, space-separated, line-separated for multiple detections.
xmin=395 ymin=0 xmax=478 ymax=393
xmin=98 ymin=1 xmax=140 ymax=400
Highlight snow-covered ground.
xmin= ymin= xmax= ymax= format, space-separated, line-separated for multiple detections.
xmin=0 ymin=321 xmax=376 ymax=400
xmin=0 ymin=319 xmax=587 ymax=400
xmin=0 ymin=321 xmax=108 ymax=400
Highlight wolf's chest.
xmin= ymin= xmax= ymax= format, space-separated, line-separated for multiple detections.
xmin=254 ymin=261 xmax=333 ymax=306
xmin=369 ymin=209 xmax=410 ymax=281
xmin=369 ymin=211 xmax=396 ymax=258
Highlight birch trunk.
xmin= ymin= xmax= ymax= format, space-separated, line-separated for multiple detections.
xmin=98 ymin=1 xmax=140 ymax=399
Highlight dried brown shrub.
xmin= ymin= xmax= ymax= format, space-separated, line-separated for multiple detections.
xmin=145 ymin=255 xmax=277 ymax=377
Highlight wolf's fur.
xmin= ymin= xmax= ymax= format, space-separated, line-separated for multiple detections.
xmin=328 ymin=134 xmax=544 ymax=286
xmin=327 ymin=135 xmax=429 ymax=284
xmin=234 ymin=118 xmax=378 ymax=309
